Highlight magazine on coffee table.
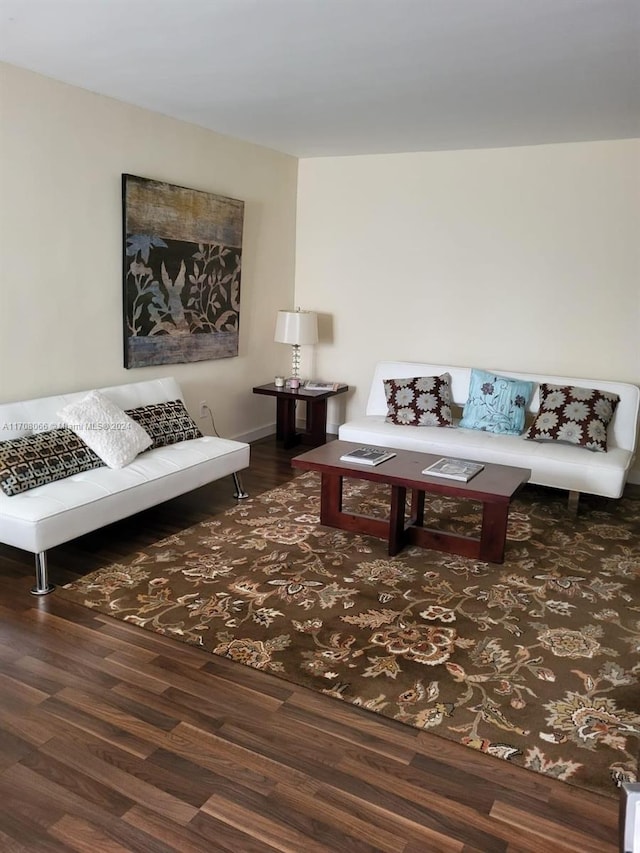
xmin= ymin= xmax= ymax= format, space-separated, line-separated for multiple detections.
xmin=422 ymin=457 xmax=484 ymax=482
xmin=339 ymin=447 xmax=397 ymax=466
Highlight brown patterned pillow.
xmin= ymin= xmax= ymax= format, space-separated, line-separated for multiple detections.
xmin=525 ymin=383 xmax=620 ymax=452
xmin=126 ymin=400 xmax=202 ymax=449
xmin=0 ymin=428 xmax=104 ymax=496
xmin=383 ymin=374 xmax=454 ymax=427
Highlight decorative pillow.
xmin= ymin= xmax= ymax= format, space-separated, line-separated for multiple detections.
xmin=383 ymin=374 xmax=453 ymax=427
xmin=525 ymin=383 xmax=620 ymax=452
xmin=459 ymin=369 xmax=534 ymax=435
xmin=57 ymin=390 xmax=152 ymax=469
xmin=0 ymin=428 xmax=103 ymax=496
xmin=126 ymin=400 xmax=202 ymax=449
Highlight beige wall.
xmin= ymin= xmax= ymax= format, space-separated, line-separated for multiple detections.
xmin=1 ymin=63 xmax=638 ymax=481
xmin=295 ymin=139 xmax=640 ymax=480
xmin=0 ymin=62 xmax=298 ymax=440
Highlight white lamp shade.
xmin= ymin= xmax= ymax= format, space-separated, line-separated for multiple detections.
xmin=274 ymin=310 xmax=318 ymax=345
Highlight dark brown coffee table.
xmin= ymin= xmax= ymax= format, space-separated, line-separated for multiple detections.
xmin=291 ymin=441 xmax=530 ymax=563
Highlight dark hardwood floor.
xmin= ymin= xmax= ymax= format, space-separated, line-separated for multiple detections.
xmin=0 ymin=437 xmax=622 ymax=852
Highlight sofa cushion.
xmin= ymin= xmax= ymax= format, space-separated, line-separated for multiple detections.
xmin=0 ymin=428 xmax=104 ymax=496
xmin=126 ymin=400 xmax=202 ymax=449
xmin=525 ymin=383 xmax=620 ymax=452
xmin=57 ymin=390 xmax=152 ymax=469
xmin=459 ymin=368 xmax=534 ymax=435
xmin=383 ymin=373 xmax=453 ymax=427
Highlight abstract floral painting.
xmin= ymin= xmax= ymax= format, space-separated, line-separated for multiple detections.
xmin=122 ymin=174 xmax=244 ymax=368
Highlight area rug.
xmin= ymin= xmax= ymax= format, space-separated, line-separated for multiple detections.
xmin=58 ymin=472 xmax=640 ymax=798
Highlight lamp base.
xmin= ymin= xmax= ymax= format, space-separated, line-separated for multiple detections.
xmin=285 ymin=377 xmax=301 ymax=390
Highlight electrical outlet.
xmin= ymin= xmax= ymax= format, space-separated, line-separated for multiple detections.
xmin=199 ymin=400 xmax=208 ymax=419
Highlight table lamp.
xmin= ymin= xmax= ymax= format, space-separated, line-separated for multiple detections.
xmin=274 ymin=309 xmax=318 ymax=387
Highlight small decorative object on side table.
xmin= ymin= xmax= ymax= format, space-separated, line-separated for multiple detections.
xmin=252 ymin=382 xmax=349 ymax=449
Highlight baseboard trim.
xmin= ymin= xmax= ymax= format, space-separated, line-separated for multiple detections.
xmin=226 ymin=421 xmax=339 ymax=445
xmin=231 ymin=424 xmax=276 ymax=444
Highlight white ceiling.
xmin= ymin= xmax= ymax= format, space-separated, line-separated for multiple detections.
xmin=1 ymin=0 xmax=639 ymax=157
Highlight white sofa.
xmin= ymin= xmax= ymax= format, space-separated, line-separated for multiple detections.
xmin=339 ymin=361 xmax=639 ymax=503
xmin=0 ymin=377 xmax=250 ymax=595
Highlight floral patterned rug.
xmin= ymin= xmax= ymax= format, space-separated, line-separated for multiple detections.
xmin=58 ymin=472 xmax=640 ymax=798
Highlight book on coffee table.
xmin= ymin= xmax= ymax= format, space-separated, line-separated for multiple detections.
xmin=422 ymin=457 xmax=484 ymax=482
xmin=339 ymin=447 xmax=397 ymax=466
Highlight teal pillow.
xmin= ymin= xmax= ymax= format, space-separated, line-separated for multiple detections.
xmin=460 ymin=369 xmax=534 ymax=435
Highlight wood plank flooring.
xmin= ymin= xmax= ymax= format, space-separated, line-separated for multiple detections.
xmin=0 ymin=436 xmax=624 ymax=852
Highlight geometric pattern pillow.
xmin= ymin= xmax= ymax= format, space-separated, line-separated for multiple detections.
xmin=525 ymin=383 xmax=620 ymax=452
xmin=126 ymin=400 xmax=203 ymax=449
xmin=459 ymin=368 xmax=534 ymax=435
xmin=383 ymin=373 xmax=454 ymax=427
xmin=0 ymin=428 xmax=104 ymax=496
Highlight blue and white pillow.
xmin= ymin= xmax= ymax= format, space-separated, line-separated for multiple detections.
xmin=460 ymin=369 xmax=534 ymax=435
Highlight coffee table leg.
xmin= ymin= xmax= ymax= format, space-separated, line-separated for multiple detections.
xmin=409 ymin=489 xmax=425 ymax=527
xmin=320 ymin=472 xmax=343 ymax=526
xmin=389 ymin=485 xmax=407 ymax=556
xmin=479 ymin=501 xmax=510 ymax=563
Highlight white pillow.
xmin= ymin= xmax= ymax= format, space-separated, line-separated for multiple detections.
xmin=57 ymin=390 xmax=152 ymax=469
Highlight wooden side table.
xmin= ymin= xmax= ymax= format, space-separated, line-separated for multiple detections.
xmin=252 ymin=383 xmax=349 ymax=449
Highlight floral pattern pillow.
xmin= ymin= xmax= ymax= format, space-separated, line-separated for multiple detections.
xmin=525 ymin=383 xmax=620 ymax=452
xmin=383 ymin=373 xmax=453 ymax=427
xmin=459 ymin=368 xmax=534 ymax=435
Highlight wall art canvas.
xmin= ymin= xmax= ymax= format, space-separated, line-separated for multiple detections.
xmin=122 ymin=174 xmax=244 ymax=368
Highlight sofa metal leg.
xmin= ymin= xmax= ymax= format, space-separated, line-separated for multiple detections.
xmin=31 ymin=551 xmax=55 ymax=596
xmin=568 ymin=490 xmax=580 ymax=516
xmin=232 ymin=472 xmax=249 ymax=500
